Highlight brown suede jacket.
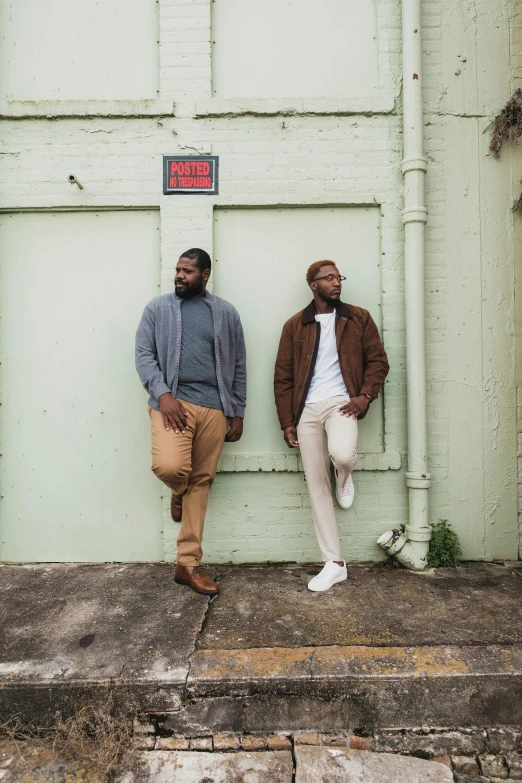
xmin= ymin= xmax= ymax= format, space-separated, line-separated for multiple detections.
xmin=274 ymin=300 xmax=389 ymax=429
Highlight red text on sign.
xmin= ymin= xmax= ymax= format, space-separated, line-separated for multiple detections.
xmin=170 ymin=161 xmax=211 ymax=177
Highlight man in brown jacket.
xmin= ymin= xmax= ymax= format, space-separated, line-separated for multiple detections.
xmin=274 ymin=260 xmax=389 ymax=592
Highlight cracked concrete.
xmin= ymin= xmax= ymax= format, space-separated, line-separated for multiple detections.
xmin=0 ymin=563 xmax=208 ymax=724
xmin=196 ymin=562 xmax=522 ymax=649
xmin=1 ymin=562 xmax=521 ymax=733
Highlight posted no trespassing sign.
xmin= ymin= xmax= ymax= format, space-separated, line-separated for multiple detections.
xmin=163 ymin=156 xmax=219 ymax=195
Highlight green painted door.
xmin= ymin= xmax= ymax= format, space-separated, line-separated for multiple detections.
xmin=213 ymin=206 xmax=385 ymax=457
xmin=0 ymin=210 xmax=163 ymax=561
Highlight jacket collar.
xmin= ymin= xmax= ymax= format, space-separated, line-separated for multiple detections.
xmin=301 ymin=300 xmax=353 ymax=325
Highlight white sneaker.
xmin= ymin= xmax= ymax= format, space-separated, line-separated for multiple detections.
xmin=307 ymin=561 xmax=347 ymax=592
xmin=336 ymin=472 xmax=355 ymax=509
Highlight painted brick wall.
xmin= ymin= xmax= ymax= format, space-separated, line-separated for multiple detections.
xmin=0 ymin=0 xmax=519 ymax=563
xmin=422 ymin=0 xmax=520 ymax=560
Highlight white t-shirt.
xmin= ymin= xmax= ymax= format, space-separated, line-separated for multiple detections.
xmin=306 ymin=313 xmax=349 ymax=404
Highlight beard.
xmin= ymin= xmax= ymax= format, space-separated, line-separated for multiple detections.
xmin=175 ymin=277 xmax=204 ymax=299
xmin=317 ymin=286 xmax=340 ymax=307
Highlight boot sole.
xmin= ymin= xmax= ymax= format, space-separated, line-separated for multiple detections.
xmin=170 ymin=506 xmax=182 ymax=522
xmin=171 ymin=495 xmax=182 ymax=522
xmin=174 ymin=577 xmax=219 ymax=596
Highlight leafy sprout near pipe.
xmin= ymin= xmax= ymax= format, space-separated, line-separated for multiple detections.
xmin=488 ymin=88 xmax=522 ymax=212
xmin=426 ymin=519 xmax=462 ymax=568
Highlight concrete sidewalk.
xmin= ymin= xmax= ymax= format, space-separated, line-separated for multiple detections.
xmin=1 ymin=561 xmax=521 ymax=734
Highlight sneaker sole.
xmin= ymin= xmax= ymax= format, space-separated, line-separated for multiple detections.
xmin=336 ymin=492 xmax=354 ymax=509
xmin=307 ymin=573 xmax=348 ymax=592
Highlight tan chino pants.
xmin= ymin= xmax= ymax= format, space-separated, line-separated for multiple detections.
xmin=297 ymin=394 xmax=358 ymax=562
xmin=149 ymin=402 xmax=227 ymax=565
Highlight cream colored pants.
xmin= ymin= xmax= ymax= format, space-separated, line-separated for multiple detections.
xmin=297 ymin=395 xmax=358 ymax=562
xmin=149 ymin=402 xmax=227 ymax=566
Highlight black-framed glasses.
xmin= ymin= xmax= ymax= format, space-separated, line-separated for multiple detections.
xmin=312 ymin=274 xmax=346 ymax=284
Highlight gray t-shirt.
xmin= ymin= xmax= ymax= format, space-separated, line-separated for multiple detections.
xmin=176 ymin=296 xmax=223 ymax=411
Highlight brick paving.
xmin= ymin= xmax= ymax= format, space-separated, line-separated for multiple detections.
xmin=2 ymin=733 xmax=522 ymax=781
xmin=133 ymin=729 xmax=522 ymax=783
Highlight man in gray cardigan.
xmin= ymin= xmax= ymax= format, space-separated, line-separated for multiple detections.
xmin=136 ymin=248 xmax=246 ymax=595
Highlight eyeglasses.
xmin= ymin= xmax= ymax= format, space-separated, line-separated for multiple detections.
xmin=312 ymin=274 xmax=346 ymax=284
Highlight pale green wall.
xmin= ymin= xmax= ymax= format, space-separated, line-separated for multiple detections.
xmin=196 ymin=0 xmax=522 ymax=565
xmin=0 ymin=211 xmax=163 ymax=562
xmin=0 ymin=0 xmax=159 ymax=100
xmin=421 ymin=0 xmax=520 ymax=561
xmin=203 ymin=472 xmax=408 ymax=565
xmin=214 ymin=206 xmax=386 ymax=458
xmin=0 ymin=0 xmax=520 ymax=563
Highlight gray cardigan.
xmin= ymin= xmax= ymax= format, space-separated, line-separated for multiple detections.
xmin=136 ymin=292 xmax=247 ymax=418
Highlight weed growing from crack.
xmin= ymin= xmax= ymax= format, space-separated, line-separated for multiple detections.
xmin=427 ymin=519 xmax=462 ymax=568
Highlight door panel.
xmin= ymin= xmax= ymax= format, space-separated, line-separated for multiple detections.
xmin=213 ymin=206 xmax=384 ymax=456
xmin=212 ymin=0 xmax=378 ymax=99
xmin=0 ymin=0 xmax=159 ymax=100
xmin=0 ymin=210 xmax=162 ymax=561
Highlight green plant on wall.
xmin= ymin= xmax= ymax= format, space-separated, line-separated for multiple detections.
xmin=489 ymin=88 xmax=522 ymax=212
xmin=426 ymin=519 xmax=462 ymax=568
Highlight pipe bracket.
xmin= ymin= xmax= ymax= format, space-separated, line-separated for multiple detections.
xmin=402 ymin=155 xmax=428 ymax=174
xmin=406 ymin=470 xmax=431 ymax=489
xmin=405 ymin=524 xmax=432 ymax=542
xmin=402 ymin=206 xmax=428 ymax=224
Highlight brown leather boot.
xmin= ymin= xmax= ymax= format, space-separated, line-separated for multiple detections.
xmin=170 ymin=493 xmax=182 ymax=522
xmin=174 ymin=565 xmax=219 ymax=595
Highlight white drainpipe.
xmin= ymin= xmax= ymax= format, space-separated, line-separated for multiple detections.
xmin=377 ymin=0 xmax=431 ymax=569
